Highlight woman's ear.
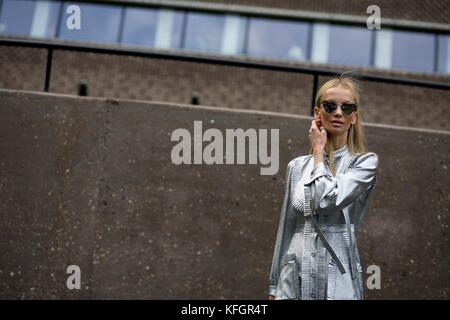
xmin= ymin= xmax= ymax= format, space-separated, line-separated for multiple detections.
xmin=313 ymin=106 xmax=319 ymax=116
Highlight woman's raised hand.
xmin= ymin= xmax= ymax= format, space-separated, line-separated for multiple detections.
xmin=309 ymin=114 xmax=327 ymax=153
xmin=314 ymin=113 xmax=323 ymax=129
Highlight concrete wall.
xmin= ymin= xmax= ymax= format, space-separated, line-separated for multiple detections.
xmin=0 ymin=89 xmax=449 ymax=299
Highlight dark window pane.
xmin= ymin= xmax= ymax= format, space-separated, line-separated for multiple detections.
xmin=183 ymin=12 xmax=225 ymax=53
xmin=121 ymin=7 xmax=158 ymax=47
xmin=437 ymin=35 xmax=450 ymax=74
xmin=58 ymin=2 xmax=122 ymax=44
xmin=247 ymin=18 xmax=310 ymax=60
xmin=328 ymin=25 xmax=373 ymax=66
xmin=392 ymin=30 xmax=435 ymax=73
xmin=0 ymin=0 xmax=60 ymax=38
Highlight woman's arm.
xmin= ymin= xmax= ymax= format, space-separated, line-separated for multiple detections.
xmin=305 ymin=152 xmax=378 ymax=214
xmin=268 ymin=159 xmax=295 ymax=297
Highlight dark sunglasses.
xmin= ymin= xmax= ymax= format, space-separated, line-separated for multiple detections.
xmin=319 ymin=100 xmax=358 ymax=115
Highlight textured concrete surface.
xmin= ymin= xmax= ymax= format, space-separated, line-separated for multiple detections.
xmin=0 ymin=89 xmax=448 ymax=299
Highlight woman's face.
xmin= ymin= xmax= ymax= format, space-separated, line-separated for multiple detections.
xmin=314 ymin=85 xmax=357 ymax=136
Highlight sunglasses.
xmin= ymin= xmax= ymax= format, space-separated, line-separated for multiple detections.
xmin=319 ymin=100 xmax=358 ymax=115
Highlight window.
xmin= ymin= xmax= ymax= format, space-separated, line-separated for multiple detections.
xmin=183 ymin=12 xmax=225 ymax=53
xmin=0 ymin=0 xmax=445 ymax=75
xmin=154 ymin=9 xmax=184 ymax=49
xmin=437 ymin=35 xmax=450 ymax=74
xmin=247 ymin=17 xmax=310 ymax=60
xmin=328 ymin=24 xmax=373 ymax=67
xmin=0 ymin=0 xmax=60 ymax=38
xmin=311 ymin=23 xmax=329 ymax=63
xmin=58 ymin=2 xmax=122 ymax=44
xmin=221 ymin=14 xmax=246 ymax=55
xmin=391 ymin=30 xmax=436 ymax=73
xmin=121 ymin=7 xmax=184 ymax=49
xmin=121 ymin=7 xmax=158 ymax=47
xmin=373 ymin=28 xmax=393 ymax=69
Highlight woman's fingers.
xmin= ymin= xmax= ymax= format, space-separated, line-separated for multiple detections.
xmin=309 ymin=114 xmax=327 ymax=151
xmin=315 ymin=116 xmax=322 ymax=126
xmin=310 ymin=119 xmax=319 ymax=134
xmin=311 ymin=121 xmax=324 ymax=134
xmin=314 ymin=114 xmax=323 ymax=130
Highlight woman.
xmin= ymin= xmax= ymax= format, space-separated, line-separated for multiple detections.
xmin=268 ymin=74 xmax=378 ymax=300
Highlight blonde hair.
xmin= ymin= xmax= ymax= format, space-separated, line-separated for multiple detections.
xmin=309 ymin=72 xmax=368 ymax=175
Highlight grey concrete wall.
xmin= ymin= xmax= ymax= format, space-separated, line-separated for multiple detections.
xmin=0 ymin=89 xmax=448 ymax=299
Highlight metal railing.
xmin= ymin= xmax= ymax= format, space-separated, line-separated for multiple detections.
xmin=1 ymin=38 xmax=450 ymax=115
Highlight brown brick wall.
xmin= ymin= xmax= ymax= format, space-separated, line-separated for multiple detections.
xmin=48 ymin=50 xmax=314 ymax=115
xmin=0 ymin=45 xmax=449 ymax=131
xmin=0 ymin=45 xmax=47 ymax=91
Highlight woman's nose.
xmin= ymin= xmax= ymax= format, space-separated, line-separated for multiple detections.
xmin=334 ymin=106 xmax=343 ymax=116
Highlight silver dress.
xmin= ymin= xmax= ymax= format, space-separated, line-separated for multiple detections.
xmin=268 ymin=144 xmax=378 ymax=300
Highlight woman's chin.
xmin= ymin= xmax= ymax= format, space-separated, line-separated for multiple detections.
xmin=325 ymin=127 xmax=346 ymax=135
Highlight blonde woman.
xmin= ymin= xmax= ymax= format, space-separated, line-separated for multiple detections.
xmin=268 ymin=74 xmax=378 ymax=300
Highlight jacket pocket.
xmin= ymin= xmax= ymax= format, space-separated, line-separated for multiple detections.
xmin=275 ymin=253 xmax=299 ymax=300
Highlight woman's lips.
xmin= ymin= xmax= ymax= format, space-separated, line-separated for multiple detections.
xmin=330 ymin=121 xmax=344 ymax=126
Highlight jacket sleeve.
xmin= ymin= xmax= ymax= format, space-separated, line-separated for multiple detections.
xmin=304 ymin=152 xmax=378 ymax=214
xmin=268 ymin=159 xmax=295 ymax=296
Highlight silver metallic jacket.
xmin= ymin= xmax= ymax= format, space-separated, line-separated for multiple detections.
xmin=268 ymin=144 xmax=378 ymax=300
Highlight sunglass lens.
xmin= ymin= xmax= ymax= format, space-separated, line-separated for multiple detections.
xmin=342 ymin=103 xmax=357 ymax=115
xmin=322 ymin=101 xmax=336 ymax=113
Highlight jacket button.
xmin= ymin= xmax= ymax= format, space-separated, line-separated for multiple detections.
xmin=311 ymin=273 xmax=315 ymax=278
xmin=311 ymin=293 xmax=316 ymax=298
xmin=311 ymin=252 xmax=316 ymax=257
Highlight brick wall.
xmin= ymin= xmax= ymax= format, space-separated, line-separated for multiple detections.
xmin=0 ymin=45 xmax=47 ymax=91
xmin=2 ymin=45 xmax=448 ymax=131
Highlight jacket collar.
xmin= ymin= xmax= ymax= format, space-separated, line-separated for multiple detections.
xmin=324 ymin=144 xmax=348 ymax=158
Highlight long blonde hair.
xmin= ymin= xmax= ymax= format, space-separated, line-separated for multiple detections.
xmin=309 ymin=73 xmax=368 ymax=175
